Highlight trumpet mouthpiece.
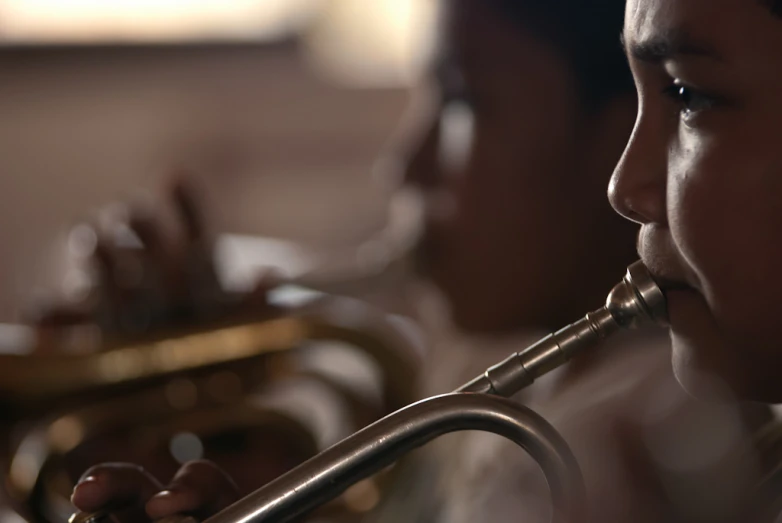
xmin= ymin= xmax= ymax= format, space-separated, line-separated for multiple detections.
xmin=606 ymin=261 xmax=668 ymax=329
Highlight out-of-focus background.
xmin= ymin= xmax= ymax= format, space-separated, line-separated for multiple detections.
xmin=0 ymin=0 xmax=436 ymax=320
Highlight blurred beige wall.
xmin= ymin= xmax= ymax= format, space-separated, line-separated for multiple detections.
xmin=0 ymin=42 xmax=409 ymax=320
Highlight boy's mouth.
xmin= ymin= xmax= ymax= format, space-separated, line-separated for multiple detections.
xmin=647 ymin=272 xmax=695 ymax=293
xmin=637 ymin=226 xmax=701 ymax=295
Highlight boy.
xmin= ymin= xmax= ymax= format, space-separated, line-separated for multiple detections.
xmin=611 ymin=0 xmax=782 ymax=405
xmin=610 ymin=0 xmax=782 ymax=518
xmin=68 ymin=0 xmax=772 ymax=521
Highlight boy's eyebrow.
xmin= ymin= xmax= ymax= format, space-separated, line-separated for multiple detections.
xmin=620 ymin=30 xmax=723 ymax=63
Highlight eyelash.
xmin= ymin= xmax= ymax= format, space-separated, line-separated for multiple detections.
xmin=662 ymin=82 xmax=718 ymax=118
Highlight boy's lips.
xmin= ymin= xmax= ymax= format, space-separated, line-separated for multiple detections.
xmin=647 ymin=272 xmax=695 ymax=293
xmin=637 ymin=226 xmax=701 ymax=294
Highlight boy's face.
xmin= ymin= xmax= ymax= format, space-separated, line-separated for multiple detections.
xmin=612 ymin=0 xmax=782 ymax=401
xmin=389 ymin=0 xmax=636 ymax=333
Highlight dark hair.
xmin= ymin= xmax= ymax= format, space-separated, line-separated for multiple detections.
xmin=489 ymin=0 xmax=633 ymax=108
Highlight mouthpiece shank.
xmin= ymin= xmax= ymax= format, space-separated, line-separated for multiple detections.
xmin=70 ymin=262 xmax=666 ymax=523
xmin=458 ymin=261 xmax=667 ymax=397
xmin=458 ymin=309 xmax=617 ymax=396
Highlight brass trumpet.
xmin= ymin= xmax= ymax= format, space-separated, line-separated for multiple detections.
xmin=70 ymin=261 xmax=668 ymax=523
xmin=1 ymin=290 xmax=421 ymax=523
xmin=3 ymin=189 xmax=427 ymax=523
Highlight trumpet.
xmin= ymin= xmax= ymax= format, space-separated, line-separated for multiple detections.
xmin=3 ymin=188 xmax=427 ymax=523
xmin=70 ymin=260 xmax=668 ymax=523
xmin=1 ymin=291 xmax=422 ymax=523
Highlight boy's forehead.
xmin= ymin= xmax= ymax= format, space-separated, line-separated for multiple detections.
xmin=625 ymin=0 xmax=720 ymax=45
xmin=624 ymin=0 xmax=782 ymax=62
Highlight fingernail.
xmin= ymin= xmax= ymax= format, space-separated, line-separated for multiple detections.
xmin=77 ymin=475 xmax=98 ymax=485
xmin=150 ymin=489 xmax=177 ymax=500
xmin=71 ymin=476 xmax=99 ymax=504
xmin=146 ymin=489 xmax=184 ymax=516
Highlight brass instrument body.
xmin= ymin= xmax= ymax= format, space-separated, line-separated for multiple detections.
xmin=72 ymin=261 xmax=668 ymax=523
xmin=1 ymin=291 xmax=421 ymax=523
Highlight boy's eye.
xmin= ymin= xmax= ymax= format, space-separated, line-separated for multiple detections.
xmin=662 ymin=82 xmax=717 ymax=117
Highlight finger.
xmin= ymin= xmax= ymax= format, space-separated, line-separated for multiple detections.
xmin=169 ymin=177 xmax=227 ymax=318
xmin=170 ymin=177 xmax=206 ymax=244
xmin=253 ymin=267 xmax=286 ymax=293
xmin=145 ymin=460 xmax=238 ymax=520
xmin=29 ymin=304 xmax=92 ymax=328
xmin=23 ymin=291 xmax=97 ymax=353
xmin=91 ymin=233 xmax=127 ymax=295
xmin=128 ymin=209 xmax=167 ymax=258
xmin=242 ymin=268 xmax=285 ymax=310
xmin=93 ymin=213 xmax=163 ymax=334
xmin=71 ymin=463 xmax=163 ymax=520
xmin=127 ymin=209 xmax=185 ymax=303
xmin=94 ymin=204 xmax=146 ymax=292
xmin=88 ymin=239 xmax=141 ymax=333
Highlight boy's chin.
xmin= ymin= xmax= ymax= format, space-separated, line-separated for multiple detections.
xmin=667 ymin=289 xmax=752 ymax=402
xmin=671 ymin=334 xmax=782 ymax=404
xmin=670 ymin=346 xmax=737 ymax=403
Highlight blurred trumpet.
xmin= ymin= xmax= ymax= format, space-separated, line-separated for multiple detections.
xmin=1 ymin=294 xmax=422 ymax=523
xmin=0 ymin=189 xmax=427 ymax=523
xmin=70 ymin=261 xmax=669 ymax=523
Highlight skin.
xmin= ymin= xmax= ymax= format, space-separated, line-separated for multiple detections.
xmin=69 ymin=0 xmax=782 ymax=519
xmin=610 ymin=0 xmax=782 ymax=402
xmin=70 ymin=0 xmax=642 ymax=519
xmin=395 ymin=0 xmax=638 ymax=333
xmin=71 ymin=461 xmax=239 ymax=521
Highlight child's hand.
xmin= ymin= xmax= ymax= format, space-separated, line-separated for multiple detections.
xmin=70 ymin=461 xmax=239 ymax=523
xmin=30 ymin=175 xmax=276 ymax=346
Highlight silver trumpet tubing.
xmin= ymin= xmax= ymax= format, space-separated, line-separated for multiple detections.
xmin=70 ymin=261 xmax=668 ymax=523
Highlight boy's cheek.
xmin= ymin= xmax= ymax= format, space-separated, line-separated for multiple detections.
xmin=666 ymin=285 xmax=765 ymax=400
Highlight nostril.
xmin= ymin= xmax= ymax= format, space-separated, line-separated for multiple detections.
xmin=618 ymin=197 xmax=648 ymax=224
xmin=607 ymin=178 xmax=636 ymax=222
xmin=608 ymin=169 xmax=666 ymax=226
